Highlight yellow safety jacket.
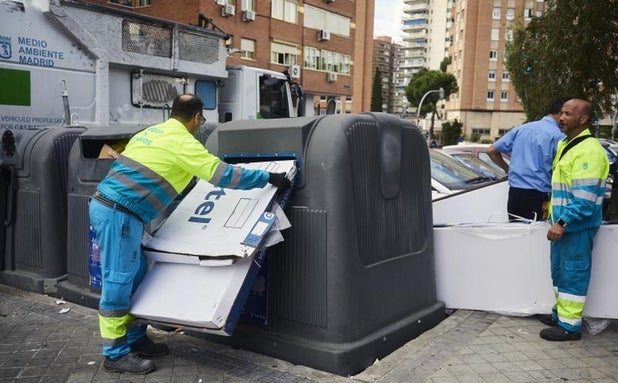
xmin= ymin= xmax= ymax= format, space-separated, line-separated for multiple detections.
xmin=96 ymin=118 xmax=269 ymax=222
xmin=550 ymin=129 xmax=609 ymax=231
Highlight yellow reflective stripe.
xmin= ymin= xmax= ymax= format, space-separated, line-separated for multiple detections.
xmin=557 ymin=292 xmax=586 ymax=323
xmin=99 ymin=313 xmax=134 ymax=340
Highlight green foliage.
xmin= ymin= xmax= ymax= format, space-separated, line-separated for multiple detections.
xmin=440 ymin=57 xmax=452 ymax=73
xmin=370 ymin=67 xmax=383 ymax=112
xmin=441 ymin=119 xmax=463 ymax=146
xmin=405 ymin=68 xmax=458 ymax=117
xmin=506 ymin=0 xmax=618 ymax=121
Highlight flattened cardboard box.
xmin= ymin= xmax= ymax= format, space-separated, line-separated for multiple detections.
xmin=130 ymin=160 xmax=296 ymax=334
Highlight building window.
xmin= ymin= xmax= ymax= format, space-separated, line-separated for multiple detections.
xmin=303 ymin=47 xmax=350 ymax=74
xmin=241 ymin=0 xmax=255 ymax=12
xmin=524 ymin=8 xmax=533 ymax=20
xmin=492 ymin=8 xmax=501 ymax=19
xmin=240 ymin=38 xmax=255 ymax=60
xmin=488 ymin=70 xmax=496 ymax=81
xmin=491 ymin=28 xmax=499 ymax=41
xmin=304 ymin=4 xmax=351 ymax=37
xmin=498 ymin=129 xmax=511 ymax=136
xmin=489 ymin=50 xmax=498 ymax=61
xmin=487 ymin=90 xmax=495 ymax=101
xmin=500 ymin=91 xmax=508 ymax=102
xmin=472 ymin=128 xmax=491 ymax=135
xmin=505 ymin=29 xmax=513 ymax=41
xmin=271 ymin=41 xmax=298 ymax=66
xmin=506 ymin=8 xmax=515 ymax=20
xmin=502 ymin=71 xmax=510 ymax=81
xmin=272 ymin=0 xmax=297 ymax=23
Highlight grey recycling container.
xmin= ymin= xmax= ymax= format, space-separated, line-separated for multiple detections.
xmin=57 ymin=123 xmax=217 ymax=308
xmin=0 ymin=126 xmax=85 ymax=293
xmin=58 ymin=125 xmax=147 ymax=308
xmin=201 ymin=113 xmax=445 ymax=376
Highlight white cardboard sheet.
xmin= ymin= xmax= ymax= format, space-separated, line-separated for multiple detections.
xmin=144 ymin=160 xmax=296 ymax=258
xmin=435 ymin=222 xmax=618 ymax=318
xmin=131 ymin=259 xmax=253 ymax=332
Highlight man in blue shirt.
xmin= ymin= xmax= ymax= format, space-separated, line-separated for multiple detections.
xmin=488 ymin=97 xmax=569 ymax=221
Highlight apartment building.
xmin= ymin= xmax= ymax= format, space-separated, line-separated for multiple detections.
xmin=84 ymin=0 xmax=375 ymax=115
xmin=397 ymin=0 xmax=450 ymax=117
xmin=445 ymin=0 xmax=545 ymax=141
xmin=372 ymin=36 xmax=400 ymax=114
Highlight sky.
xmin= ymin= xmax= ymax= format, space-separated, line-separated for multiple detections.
xmin=373 ymin=0 xmax=404 ymax=42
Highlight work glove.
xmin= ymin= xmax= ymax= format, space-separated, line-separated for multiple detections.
xmin=268 ymin=172 xmax=292 ymax=190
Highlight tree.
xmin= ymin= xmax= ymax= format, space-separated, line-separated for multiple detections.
xmin=506 ymin=0 xmax=618 ymax=121
xmin=370 ymin=68 xmax=383 ymax=112
xmin=405 ymin=68 xmax=458 ymax=138
xmin=441 ymin=119 xmax=463 ymax=146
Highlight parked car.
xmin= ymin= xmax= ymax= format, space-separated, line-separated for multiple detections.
xmin=429 ymin=149 xmax=494 ymax=200
xmin=439 ymin=148 xmax=507 ymax=180
xmin=442 ymin=143 xmax=509 ymax=175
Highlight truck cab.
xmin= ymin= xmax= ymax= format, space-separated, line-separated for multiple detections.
xmin=219 ymin=66 xmax=303 ymax=123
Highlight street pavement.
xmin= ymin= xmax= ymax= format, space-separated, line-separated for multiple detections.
xmin=1 ymin=283 xmax=618 ymax=383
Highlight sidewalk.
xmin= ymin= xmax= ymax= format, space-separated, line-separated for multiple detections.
xmin=1 ymin=283 xmax=617 ymax=382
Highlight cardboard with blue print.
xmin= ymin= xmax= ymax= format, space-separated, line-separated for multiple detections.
xmin=130 ymin=159 xmax=296 ymax=335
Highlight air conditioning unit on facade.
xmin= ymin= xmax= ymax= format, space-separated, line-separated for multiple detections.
xmin=324 ymin=0 xmax=335 ymax=3
xmin=222 ymin=4 xmax=235 ymax=16
xmin=215 ymin=0 xmax=225 ymax=5
xmin=243 ymin=9 xmax=255 ymax=21
xmin=318 ymin=30 xmax=330 ymax=41
xmin=289 ymin=65 xmax=301 ymax=79
xmin=327 ymin=72 xmax=337 ymax=82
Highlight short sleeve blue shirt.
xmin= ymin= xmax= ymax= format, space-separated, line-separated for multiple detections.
xmin=493 ymin=116 xmax=565 ymax=193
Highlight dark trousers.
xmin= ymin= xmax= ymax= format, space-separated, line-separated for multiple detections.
xmin=507 ymin=187 xmax=549 ymax=221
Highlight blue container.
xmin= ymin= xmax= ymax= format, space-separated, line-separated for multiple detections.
xmin=88 ymin=224 xmax=102 ymax=290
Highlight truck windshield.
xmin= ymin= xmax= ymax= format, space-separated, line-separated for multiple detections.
xmin=258 ymin=76 xmax=290 ymax=119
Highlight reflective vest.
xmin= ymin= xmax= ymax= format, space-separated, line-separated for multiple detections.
xmin=550 ymin=129 xmax=609 ymax=231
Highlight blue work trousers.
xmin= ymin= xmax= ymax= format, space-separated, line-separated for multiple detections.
xmin=89 ymin=199 xmax=148 ymax=358
xmin=549 ymin=228 xmax=597 ymax=333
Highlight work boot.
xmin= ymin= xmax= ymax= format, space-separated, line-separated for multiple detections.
xmin=539 ymin=325 xmax=581 ymax=341
xmin=103 ymin=353 xmax=156 ymax=374
xmin=538 ymin=314 xmax=557 ymax=327
xmin=131 ymin=337 xmax=169 ymax=357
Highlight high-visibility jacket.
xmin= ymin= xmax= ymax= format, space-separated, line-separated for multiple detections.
xmin=550 ymin=129 xmax=609 ymax=230
xmin=96 ymin=118 xmax=269 ymax=222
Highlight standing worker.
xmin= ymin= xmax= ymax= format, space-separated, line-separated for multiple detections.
xmin=488 ymin=97 xmax=569 ymax=221
xmin=540 ymin=98 xmax=609 ymax=341
xmin=89 ymin=94 xmax=292 ymax=374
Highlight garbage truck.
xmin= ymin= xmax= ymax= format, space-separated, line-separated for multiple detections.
xmin=0 ymin=0 xmax=304 ymax=131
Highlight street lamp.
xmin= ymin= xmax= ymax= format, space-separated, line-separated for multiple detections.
xmin=417 ymin=87 xmax=445 ymax=121
xmin=417 ymin=87 xmax=445 ymax=143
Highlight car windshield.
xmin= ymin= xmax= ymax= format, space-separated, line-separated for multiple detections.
xmin=448 ymin=152 xmax=506 ymax=179
xmin=429 ymin=149 xmax=492 ymax=190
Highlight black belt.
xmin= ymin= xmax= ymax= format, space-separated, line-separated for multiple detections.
xmin=92 ymin=191 xmax=141 ymax=221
